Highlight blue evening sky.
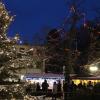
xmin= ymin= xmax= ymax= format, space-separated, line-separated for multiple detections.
xmin=2 ymin=0 xmax=100 ymax=44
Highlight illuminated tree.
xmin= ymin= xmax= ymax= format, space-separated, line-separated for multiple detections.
xmin=0 ymin=1 xmax=16 ymax=81
xmin=0 ymin=1 xmax=34 ymax=82
xmin=0 ymin=1 xmax=23 ymax=99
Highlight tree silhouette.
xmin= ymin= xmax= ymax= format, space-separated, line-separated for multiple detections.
xmin=45 ymin=29 xmax=65 ymax=73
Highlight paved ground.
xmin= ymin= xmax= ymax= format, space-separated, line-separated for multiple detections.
xmin=25 ymin=96 xmax=62 ymax=100
xmin=45 ymin=97 xmax=61 ymax=100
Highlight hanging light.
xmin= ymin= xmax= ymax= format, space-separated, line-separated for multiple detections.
xmin=89 ymin=65 xmax=98 ymax=72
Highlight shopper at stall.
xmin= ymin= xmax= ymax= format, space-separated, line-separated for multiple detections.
xmin=52 ymin=82 xmax=57 ymax=100
xmin=42 ymin=79 xmax=49 ymax=94
xmin=57 ymin=80 xmax=62 ymax=97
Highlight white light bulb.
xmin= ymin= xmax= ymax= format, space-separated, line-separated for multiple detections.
xmin=89 ymin=66 xmax=98 ymax=72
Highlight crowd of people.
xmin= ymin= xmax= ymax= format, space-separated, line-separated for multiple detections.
xmin=25 ymin=79 xmax=62 ymax=99
xmin=25 ymin=79 xmax=100 ymax=100
xmin=0 ymin=80 xmax=100 ymax=100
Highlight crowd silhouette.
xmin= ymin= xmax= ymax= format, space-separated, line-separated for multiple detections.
xmin=25 ymin=79 xmax=100 ymax=100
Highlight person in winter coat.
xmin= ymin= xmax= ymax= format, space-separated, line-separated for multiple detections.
xmin=42 ymin=79 xmax=49 ymax=94
xmin=52 ymin=82 xmax=57 ymax=100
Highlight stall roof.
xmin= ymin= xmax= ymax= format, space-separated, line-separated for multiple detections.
xmin=25 ymin=73 xmax=64 ymax=78
xmin=74 ymin=76 xmax=100 ymax=80
xmin=25 ymin=73 xmax=76 ymax=79
xmin=25 ymin=73 xmax=100 ymax=80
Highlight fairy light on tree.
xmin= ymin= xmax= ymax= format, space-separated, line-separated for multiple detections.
xmin=0 ymin=1 xmax=38 ymax=99
xmin=0 ymin=1 xmax=34 ymax=82
xmin=0 ymin=2 xmax=13 ymax=39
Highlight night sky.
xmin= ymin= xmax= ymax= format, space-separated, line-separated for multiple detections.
xmin=2 ymin=0 xmax=100 ymax=44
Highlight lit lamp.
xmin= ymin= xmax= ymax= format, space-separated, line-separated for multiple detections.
xmin=14 ymin=34 xmax=20 ymax=41
xmin=89 ymin=65 xmax=98 ymax=72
